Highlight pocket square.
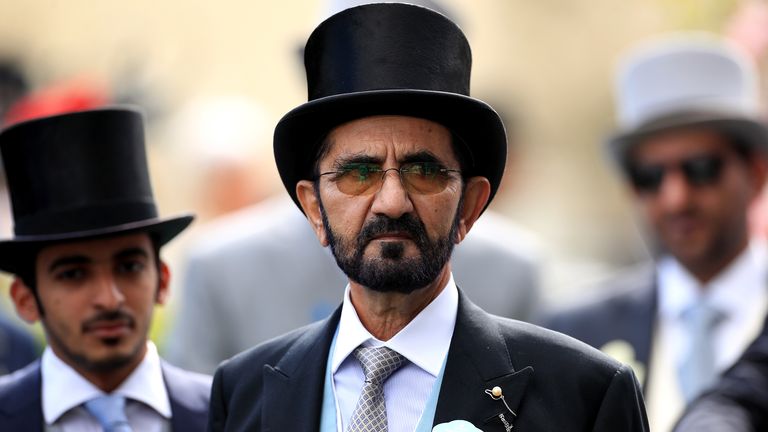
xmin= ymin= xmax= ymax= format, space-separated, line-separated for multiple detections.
xmin=433 ymin=420 xmax=482 ymax=431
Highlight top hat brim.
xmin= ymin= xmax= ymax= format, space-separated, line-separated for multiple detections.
xmin=274 ymin=89 xmax=507 ymax=212
xmin=0 ymin=214 xmax=193 ymax=276
xmin=607 ymin=112 xmax=768 ymax=166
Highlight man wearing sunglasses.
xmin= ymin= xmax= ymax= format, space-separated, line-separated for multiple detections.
xmin=543 ymin=35 xmax=768 ymax=431
xmin=208 ymin=3 xmax=648 ymax=431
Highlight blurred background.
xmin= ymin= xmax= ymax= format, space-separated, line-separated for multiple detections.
xmin=0 ymin=0 xmax=767 ymax=345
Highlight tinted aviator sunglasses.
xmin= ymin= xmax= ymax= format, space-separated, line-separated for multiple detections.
xmin=627 ymin=154 xmax=726 ymax=193
xmin=318 ymin=161 xmax=461 ymax=196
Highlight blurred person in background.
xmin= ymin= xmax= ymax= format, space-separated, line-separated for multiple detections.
xmin=542 ymin=34 xmax=768 ymax=431
xmin=0 ymin=109 xmax=211 ymax=431
xmin=165 ymin=0 xmax=542 ymax=375
xmin=162 ymin=96 xmax=278 ymax=222
xmin=0 ymin=59 xmax=39 ymax=376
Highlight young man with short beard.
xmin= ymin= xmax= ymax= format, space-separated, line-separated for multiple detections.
xmin=208 ymin=3 xmax=649 ymax=431
xmin=0 ymin=108 xmax=211 ymax=431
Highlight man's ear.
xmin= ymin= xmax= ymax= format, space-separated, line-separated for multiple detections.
xmin=10 ymin=278 xmax=41 ymax=324
xmin=749 ymin=155 xmax=768 ymax=199
xmin=156 ymin=261 xmax=171 ymax=305
xmin=296 ymin=180 xmax=329 ymax=246
xmin=454 ymin=176 xmax=491 ymax=244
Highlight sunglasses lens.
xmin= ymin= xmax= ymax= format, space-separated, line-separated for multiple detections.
xmin=681 ymin=155 xmax=724 ymax=186
xmin=629 ymin=164 xmax=664 ymax=192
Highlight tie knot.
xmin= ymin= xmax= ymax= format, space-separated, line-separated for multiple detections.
xmin=84 ymin=394 xmax=132 ymax=432
xmin=353 ymin=346 xmax=406 ymax=384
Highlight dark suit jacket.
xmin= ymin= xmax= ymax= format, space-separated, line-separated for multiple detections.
xmin=0 ymin=315 xmax=37 ymax=375
xmin=541 ymin=264 xmax=657 ymax=390
xmin=675 ymin=316 xmax=768 ymax=432
xmin=209 ymin=292 xmax=649 ymax=431
xmin=0 ymin=358 xmax=212 ymax=432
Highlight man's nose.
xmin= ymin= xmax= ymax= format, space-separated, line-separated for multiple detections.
xmin=370 ymin=169 xmax=414 ymax=219
xmin=92 ymin=273 xmax=125 ymax=310
xmin=656 ymin=169 xmax=693 ymax=210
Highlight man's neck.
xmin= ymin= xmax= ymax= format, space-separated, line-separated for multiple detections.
xmin=349 ymin=266 xmax=451 ymax=341
xmin=683 ymin=239 xmax=750 ymax=286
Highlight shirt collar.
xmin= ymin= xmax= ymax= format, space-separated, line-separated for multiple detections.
xmin=657 ymin=239 xmax=768 ymax=319
xmin=331 ymin=274 xmax=459 ymax=377
xmin=42 ymin=341 xmax=171 ymax=424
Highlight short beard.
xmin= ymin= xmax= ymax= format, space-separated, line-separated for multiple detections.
xmin=319 ymin=196 xmax=462 ymax=294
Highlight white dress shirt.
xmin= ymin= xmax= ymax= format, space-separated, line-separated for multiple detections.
xmin=647 ymin=240 xmax=768 ymax=432
xmin=331 ymin=275 xmax=458 ymax=432
xmin=42 ymin=341 xmax=172 ymax=432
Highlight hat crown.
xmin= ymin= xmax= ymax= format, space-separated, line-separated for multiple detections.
xmin=304 ymin=2 xmax=472 ymax=101
xmin=0 ymin=108 xmax=158 ymax=237
xmin=616 ymin=35 xmax=760 ymax=129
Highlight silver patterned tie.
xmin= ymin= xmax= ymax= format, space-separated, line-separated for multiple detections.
xmin=83 ymin=394 xmax=133 ymax=432
xmin=347 ymin=346 xmax=406 ymax=432
xmin=678 ymin=301 xmax=724 ymax=402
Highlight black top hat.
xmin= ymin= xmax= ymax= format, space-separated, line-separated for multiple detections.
xmin=0 ymin=108 xmax=193 ymax=275
xmin=274 ymin=2 xmax=507 ymax=211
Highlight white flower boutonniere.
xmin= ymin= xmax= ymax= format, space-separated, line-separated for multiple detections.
xmin=432 ymin=420 xmax=482 ymax=431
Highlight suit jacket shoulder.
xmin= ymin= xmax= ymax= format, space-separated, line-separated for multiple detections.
xmin=0 ymin=360 xmax=43 ymax=432
xmin=162 ymin=360 xmax=212 ymax=432
xmin=209 ymin=314 xmax=338 ymax=431
xmin=434 ymin=296 xmax=648 ymax=431
xmin=539 ymin=264 xmax=656 ymax=376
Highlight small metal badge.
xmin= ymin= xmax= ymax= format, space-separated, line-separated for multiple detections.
xmin=484 ymin=386 xmax=516 ymax=431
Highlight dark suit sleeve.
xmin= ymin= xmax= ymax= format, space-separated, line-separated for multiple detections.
xmin=591 ymin=364 xmax=649 ymax=432
xmin=207 ymin=366 xmax=227 ymax=432
xmin=674 ymin=396 xmax=755 ymax=432
xmin=674 ymin=317 xmax=768 ymax=432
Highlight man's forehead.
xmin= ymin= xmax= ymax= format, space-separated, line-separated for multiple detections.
xmin=322 ymin=115 xmax=454 ymax=160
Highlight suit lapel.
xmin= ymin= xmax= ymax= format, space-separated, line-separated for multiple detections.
xmin=162 ymin=362 xmax=210 ymax=432
xmin=0 ymin=361 xmax=44 ymax=432
xmin=262 ymin=307 xmax=341 ymax=431
xmin=434 ymin=293 xmax=532 ymax=430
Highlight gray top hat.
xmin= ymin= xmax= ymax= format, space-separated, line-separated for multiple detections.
xmin=607 ymin=33 xmax=768 ymax=165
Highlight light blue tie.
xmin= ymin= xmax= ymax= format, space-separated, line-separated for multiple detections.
xmin=83 ymin=394 xmax=133 ymax=432
xmin=678 ymin=301 xmax=723 ymax=402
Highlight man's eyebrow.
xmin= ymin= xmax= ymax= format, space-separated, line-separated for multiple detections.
xmin=114 ymin=248 xmax=150 ymax=260
xmin=48 ymin=255 xmax=91 ymax=273
xmin=333 ymin=153 xmax=382 ymax=168
xmin=399 ymin=151 xmax=441 ymax=165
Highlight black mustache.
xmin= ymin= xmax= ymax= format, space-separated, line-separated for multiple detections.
xmin=81 ymin=310 xmax=135 ymax=332
xmin=358 ymin=214 xmax=428 ymax=247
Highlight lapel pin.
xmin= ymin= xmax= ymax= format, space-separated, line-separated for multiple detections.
xmin=484 ymin=386 xmax=516 ymax=431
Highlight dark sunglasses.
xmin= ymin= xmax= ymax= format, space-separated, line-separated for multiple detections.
xmin=627 ymin=154 xmax=726 ymax=193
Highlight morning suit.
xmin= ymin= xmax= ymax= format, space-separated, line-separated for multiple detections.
xmin=0 ymin=359 xmax=212 ymax=432
xmin=167 ymin=197 xmax=541 ymax=374
xmin=675 ymin=316 xmax=768 ymax=432
xmin=209 ymin=292 xmax=648 ymax=431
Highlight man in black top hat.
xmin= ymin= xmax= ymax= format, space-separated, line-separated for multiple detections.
xmin=0 ymin=108 xmax=211 ymax=431
xmin=208 ymin=3 xmax=648 ymax=431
